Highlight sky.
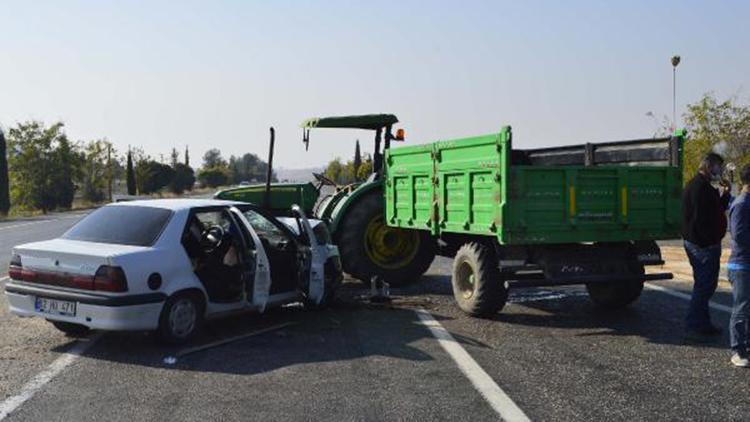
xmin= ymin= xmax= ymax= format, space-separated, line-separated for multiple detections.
xmin=1 ymin=0 xmax=749 ymax=169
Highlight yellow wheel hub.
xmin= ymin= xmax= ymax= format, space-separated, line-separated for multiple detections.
xmin=364 ymin=215 xmax=420 ymax=270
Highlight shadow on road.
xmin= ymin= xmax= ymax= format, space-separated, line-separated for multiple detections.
xmin=51 ymin=293 xmax=489 ymax=376
xmin=490 ymin=286 xmax=733 ymax=351
xmin=397 ymin=268 xmax=732 ymax=352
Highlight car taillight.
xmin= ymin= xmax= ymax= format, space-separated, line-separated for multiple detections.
xmin=93 ymin=266 xmax=128 ymax=292
xmin=8 ymin=254 xmax=23 ymax=280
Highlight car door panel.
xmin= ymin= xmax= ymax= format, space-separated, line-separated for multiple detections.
xmin=229 ymin=207 xmax=271 ymax=313
xmin=292 ymin=206 xmax=325 ymax=305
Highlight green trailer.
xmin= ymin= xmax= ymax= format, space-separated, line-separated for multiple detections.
xmin=385 ymin=126 xmax=684 ymax=315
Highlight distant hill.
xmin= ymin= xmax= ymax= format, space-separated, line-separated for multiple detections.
xmin=274 ymin=167 xmax=325 ymax=183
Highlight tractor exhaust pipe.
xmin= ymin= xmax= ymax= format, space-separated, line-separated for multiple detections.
xmin=264 ymin=127 xmax=275 ymax=210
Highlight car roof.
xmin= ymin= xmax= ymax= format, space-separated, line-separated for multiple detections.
xmin=109 ymin=198 xmax=244 ymax=211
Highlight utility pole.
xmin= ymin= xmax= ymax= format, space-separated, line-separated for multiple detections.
xmin=107 ymin=143 xmax=113 ymax=202
xmin=671 ymin=55 xmax=681 ymax=132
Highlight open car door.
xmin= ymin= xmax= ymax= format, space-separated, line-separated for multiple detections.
xmin=229 ymin=206 xmax=272 ymax=312
xmin=291 ymin=205 xmax=326 ymax=305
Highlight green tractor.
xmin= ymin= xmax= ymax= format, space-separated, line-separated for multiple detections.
xmin=215 ymin=114 xmax=437 ymax=286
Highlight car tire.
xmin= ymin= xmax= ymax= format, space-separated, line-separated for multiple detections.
xmin=157 ymin=292 xmax=204 ymax=345
xmin=451 ymin=242 xmax=507 ymax=317
xmin=586 ymin=262 xmax=645 ymax=309
xmin=50 ymin=320 xmax=90 ymax=337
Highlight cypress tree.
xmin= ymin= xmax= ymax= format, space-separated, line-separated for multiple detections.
xmin=126 ymin=149 xmax=137 ymax=195
xmin=184 ymin=145 xmax=190 ymax=166
xmin=0 ymin=129 xmax=9 ymax=215
xmin=353 ymin=139 xmax=362 ymax=179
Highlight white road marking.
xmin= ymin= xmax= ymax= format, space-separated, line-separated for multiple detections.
xmin=0 ymin=213 xmax=87 ymax=232
xmin=645 ymin=282 xmax=732 ymax=313
xmin=0 ymin=220 xmax=56 ymax=231
xmin=416 ymin=309 xmax=531 ymax=422
xmin=0 ymin=334 xmax=101 ymax=420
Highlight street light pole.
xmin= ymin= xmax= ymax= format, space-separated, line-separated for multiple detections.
xmin=671 ymin=55 xmax=681 ymax=132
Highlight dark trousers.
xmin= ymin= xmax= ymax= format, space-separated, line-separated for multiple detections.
xmin=684 ymin=240 xmax=722 ymax=330
xmin=729 ymin=269 xmax=750 ymax=355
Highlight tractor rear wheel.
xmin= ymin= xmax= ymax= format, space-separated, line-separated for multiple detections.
xmin=337 ymin=191 xmax=436 ymax=287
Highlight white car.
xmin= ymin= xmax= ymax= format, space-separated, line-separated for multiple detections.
xmin=5 ymin=199 xmax=342 ymax=344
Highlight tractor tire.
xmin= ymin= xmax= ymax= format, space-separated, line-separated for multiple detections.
xmin=586 ymin=262 xmax=645 ymax=309
xmin=337 ymin=191 xmax=436 ymax=287
xmin=451 ymin=242 xmax=507 ymax=317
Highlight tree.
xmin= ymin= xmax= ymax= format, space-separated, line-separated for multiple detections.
xmin=202 ymin=148 xmax=226 ymax=169
xmin=323 ymin=158 xmax=345 ymax=184
xmin=7 ymin=121 xmax=78 ymax=212
xmin=197 ymin=167 xmax=229 ymax=188
xmin=682 ymin=93 xmax=750 ymax=183
xmin=356 ymin=154 xmax=373 ymax=181
xmin=126 ymin=149 xmax=136 ymax=195
xmin=227 ymin=153 xmax=276 ymax=184
xmin=136 ymin=160 xmax=174 ymax=194
xmin=170 ymin=148 xmax=179 ymax=168
xmin=354 ymin=140 xmax=362 ymax=177
xmin=169 ymin=163 xmax=196 ymax=194
xmin=52 ymin=136 xmax=79 ymax=209
xmin=79 ymin=139 xmax=114 ymax=202
xmin=185 ymin=145 xmax=190 ymax=166
xmin=0 ymin=128 xmax=9 ymax=215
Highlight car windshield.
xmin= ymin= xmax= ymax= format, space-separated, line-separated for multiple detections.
xmin=62 ymin=206 xmax=173 ymax=246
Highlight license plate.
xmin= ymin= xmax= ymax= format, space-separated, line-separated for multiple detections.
xmin=35 ymin=297 xmax=77 ymax=317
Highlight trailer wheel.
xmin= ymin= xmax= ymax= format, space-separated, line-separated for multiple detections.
xmin=337 ymin=191 xmax=436 ymax=287
xmin=451 ymin=242 xmax=507 ymax=316
xmin=586 ymin=263 xmax=644 ymax=309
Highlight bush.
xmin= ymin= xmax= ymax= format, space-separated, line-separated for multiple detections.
xmin=170 ymin=163 xmax=196 ymax=194
xmin=197 ymin=166 xmax=229 ymax=188
xmin=136 ymin=160 xmax=174 ymax=194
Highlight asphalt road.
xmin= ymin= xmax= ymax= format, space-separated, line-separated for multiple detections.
xmin=0 ymin=210 xmax=747 ymax=421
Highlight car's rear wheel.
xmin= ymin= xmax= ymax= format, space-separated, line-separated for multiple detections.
xmin=49 ymin=320 xmax=90 ymax=337
xmin=158 ymin=292 xmax=204 ymax=345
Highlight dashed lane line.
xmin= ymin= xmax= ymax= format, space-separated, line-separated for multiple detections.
xmin=0 ymin=272 xmax=98 ymax=420
xmin=0 ymin=214 xmax=86 ymax=232
xmin=416 ymin=309 xmax=531 ymax=422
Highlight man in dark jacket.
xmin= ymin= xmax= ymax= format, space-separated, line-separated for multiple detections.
xmin=682 ymin=152 xmax=731 ymax=340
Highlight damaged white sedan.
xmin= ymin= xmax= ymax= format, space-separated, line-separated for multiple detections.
xmin=5 ymin=199 xmax=342 ymax=344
